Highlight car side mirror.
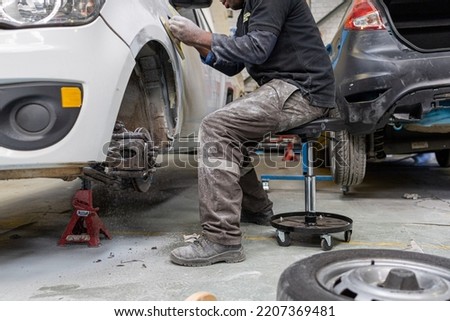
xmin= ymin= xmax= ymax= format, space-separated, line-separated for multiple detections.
xmin=169 ymin=0 xmax=212 ymax=8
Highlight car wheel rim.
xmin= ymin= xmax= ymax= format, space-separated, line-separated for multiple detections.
xmin=317 ymin=258 xmax=450 ymax=301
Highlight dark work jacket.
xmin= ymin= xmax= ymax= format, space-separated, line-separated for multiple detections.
xmin=210 ymin=0 xmax=336 ymax=108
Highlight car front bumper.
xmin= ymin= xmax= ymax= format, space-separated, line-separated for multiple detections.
xmin=0 ymin=18 xmax=135 ymax=175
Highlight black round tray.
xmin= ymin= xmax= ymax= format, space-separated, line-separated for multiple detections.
xmin=270 ymin=211 xmax=353 ymax=235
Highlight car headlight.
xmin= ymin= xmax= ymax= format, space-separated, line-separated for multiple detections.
xmin=0 ymin=0 xmax=105 ymax=28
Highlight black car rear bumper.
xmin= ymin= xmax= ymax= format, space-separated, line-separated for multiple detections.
xmin=332 ymin=30 xmax=450 ymax=135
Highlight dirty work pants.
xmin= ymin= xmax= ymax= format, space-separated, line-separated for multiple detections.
xmin=198 ymin=79 xmax=328 ymax=245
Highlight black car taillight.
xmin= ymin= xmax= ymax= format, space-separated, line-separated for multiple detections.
xmin=344 ymin=0 xmax=386 ymax=30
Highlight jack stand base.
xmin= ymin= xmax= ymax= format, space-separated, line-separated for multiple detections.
xmin=58 ymin=189 xmax=112 ymax=247
xmin=282 ymin=142 xmax=299 ymax=161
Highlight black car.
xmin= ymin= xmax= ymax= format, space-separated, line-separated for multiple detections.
xmin=328 ymin=0 xmax=450 ymax=190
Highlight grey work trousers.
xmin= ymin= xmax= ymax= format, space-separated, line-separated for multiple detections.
xmin=198 ymin=79 xmax=329 ymax=245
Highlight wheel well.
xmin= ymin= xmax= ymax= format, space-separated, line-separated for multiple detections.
xmin=116 ymin=41 xmax=178 ymax=148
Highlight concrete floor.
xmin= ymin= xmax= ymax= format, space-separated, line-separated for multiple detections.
xmin=0 ymin=152 xmax=449 ymax=301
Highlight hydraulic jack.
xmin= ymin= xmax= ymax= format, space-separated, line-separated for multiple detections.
xmin=58 ymin=179 xmax=112 ymax=247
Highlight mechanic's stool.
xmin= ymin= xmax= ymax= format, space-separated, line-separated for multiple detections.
xmin=58 ymin=179 xmax=112 ymax=247
xmin=270 ymin=118 xmax=353 ymax=251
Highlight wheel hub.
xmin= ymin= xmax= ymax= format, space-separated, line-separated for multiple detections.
xmin=379 ymin=268 xmax=421 ymax=291
xmin=318 ymin=259 xmax=450 ymax=301
xmin=106 ymin=123 xmax=158 ymax=192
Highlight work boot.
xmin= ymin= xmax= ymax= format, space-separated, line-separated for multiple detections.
xmin=240 ymin=208 xmax=274 ymax=226
xmin=170 ymin=235 xmax=245 ymax=267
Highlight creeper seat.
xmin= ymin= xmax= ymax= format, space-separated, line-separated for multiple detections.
xmin=269 ymin=118 xmax=353 ymax=251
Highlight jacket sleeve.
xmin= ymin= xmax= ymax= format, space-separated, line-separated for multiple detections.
xmin=212 ymin=30 xmax=278 ymax=66
xmin=201 ymin=30 xmax=277 ymax=76
xmin=201 ymin=51 xmax=245 ymax=77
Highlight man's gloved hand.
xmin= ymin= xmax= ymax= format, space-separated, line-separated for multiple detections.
xmin=168 ymin=16 xmax=207 ymax=47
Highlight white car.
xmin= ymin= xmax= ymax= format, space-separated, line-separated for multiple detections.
xmin=0 ymin=0 xmax=241 ymax=192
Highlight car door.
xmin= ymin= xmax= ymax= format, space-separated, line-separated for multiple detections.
xmin=176 ymin=7 xmax=229 ymax=138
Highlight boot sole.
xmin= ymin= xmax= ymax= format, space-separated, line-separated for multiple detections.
xmin=240 ymin=217 xmax=271 ymax=226
xmin=170 ymin=248 xmax=246 ymax=267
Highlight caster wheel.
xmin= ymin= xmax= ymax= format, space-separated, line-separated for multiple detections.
xmin=341 ymin=185 xmax=349 ymax=195
xmin=320 ymin=236 xmax=333 ymax=251
xmin=276 ymin=230 xmax=291 ymax=247
xmin=344 ymin=230 xmax=352 ymax=242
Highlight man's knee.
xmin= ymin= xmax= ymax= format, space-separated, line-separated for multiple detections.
xmin=200 ymin=112 xmax=227 ymax=139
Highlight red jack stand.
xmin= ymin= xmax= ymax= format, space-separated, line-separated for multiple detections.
xmin=282 ymin=141 xmax=299 ymax=161
xmin=58 ymin=180 xmax=112 ymax=247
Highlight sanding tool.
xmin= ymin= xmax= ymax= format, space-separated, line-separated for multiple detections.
xmin=160 ymin=16 xmax=185 ymax=60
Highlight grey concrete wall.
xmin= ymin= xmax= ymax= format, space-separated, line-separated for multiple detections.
xmin=310 ymin=0 xmax=350 ymax=45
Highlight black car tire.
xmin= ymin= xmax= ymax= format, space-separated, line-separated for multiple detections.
xmin=277 ymin=249 xmax=450 ymax=301
xmin=435 ymin=149 xmax=450 ymax=167
xmin=330 ymin=129 xmax=366 ymax=187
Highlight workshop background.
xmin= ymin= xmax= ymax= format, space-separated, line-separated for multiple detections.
xmin=0 ymin=0 xmax=449 ymax=304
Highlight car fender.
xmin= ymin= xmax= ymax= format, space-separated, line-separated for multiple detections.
xmin=100 ymin=1 xmax=228 ymax=139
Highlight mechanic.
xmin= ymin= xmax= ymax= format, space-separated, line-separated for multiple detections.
xmin=168 ymin=0 xmax=335 ymax=266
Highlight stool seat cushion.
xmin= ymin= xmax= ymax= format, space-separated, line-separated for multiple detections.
xmin=278 ymin=117 xmax=346 ymax=137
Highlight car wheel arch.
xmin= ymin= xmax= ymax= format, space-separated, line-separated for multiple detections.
xmin=116 ymin=41 xmax=180 ymax=150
